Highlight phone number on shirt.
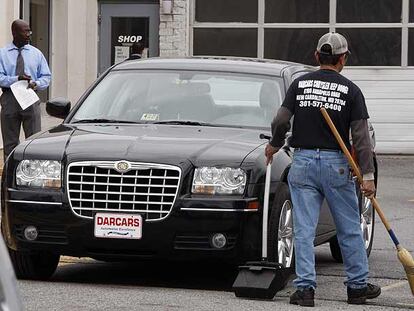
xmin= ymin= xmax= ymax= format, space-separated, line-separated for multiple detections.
xmin=299 ymin=101 xmax=342 ymax=111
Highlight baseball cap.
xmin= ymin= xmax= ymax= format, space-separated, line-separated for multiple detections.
xmin=316 ymin=32 xmax=349 ymax=55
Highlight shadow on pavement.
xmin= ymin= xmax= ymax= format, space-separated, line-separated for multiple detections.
xmin=51 ymin=259 xmax=240 ymax=292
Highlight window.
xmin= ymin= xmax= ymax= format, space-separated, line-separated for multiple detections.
xmin=337 ymin=0 xmax=402 ymax=23
xmin=195 ymin=0 xmax=257 ymax=23
xmin=111 ymin=17 xmax=149 ymax=65
xmin=193 ymin=29 xmax=257 ymax=57
xmin=408 ymin=29 xmax=414 ymax=66
xmin=410 ymin=0 xmax=414 ymax=22
xmin=338 ymin=29 xmax=401 ymax=66
xmin=265 ymin=0 xmax=329 ymax=23
xmin=264 ymin=29 xmax=328 ymax=65
xmin=191 ymin=0 xmax=410 ymax=67
xmin=73 ymin=70 xmax=284 ymax=128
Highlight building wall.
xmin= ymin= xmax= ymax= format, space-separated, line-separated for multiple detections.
xmin=188 ymin=0 xmax=414 ymax=154
xmin=0 ymin=0 xmax=19 ymax=47
xmin=51 ymin=0 xmax=98 ymax=105
xmin=1 ymin=0 xmax=413 ymax=154
xmin=0 ymin=0 xmax=20 ymax=100
xmin=0 ymin=0 xmax=188 ymax=104
xmin=159 ymin=0 xmax=189 ymax=57
xmin=344 ymin=68 xmax=414 ymax=154
xmin=52 ymin=0 xmax=187 ymax=103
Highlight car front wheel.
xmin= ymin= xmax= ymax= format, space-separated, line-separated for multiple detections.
xmin=268 ymin=182 xmax=295 ymax=270
xmin=8 ymin=248 xmax=60 ymax=280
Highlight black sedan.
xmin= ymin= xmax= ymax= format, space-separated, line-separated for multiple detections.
xmin=1 ymin=57 xmax=376 ymax=280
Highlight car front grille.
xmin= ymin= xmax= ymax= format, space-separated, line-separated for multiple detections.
xmin=67 ymin=161 xmax=181 ymax=221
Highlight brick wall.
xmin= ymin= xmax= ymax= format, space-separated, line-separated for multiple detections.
xmin=159 ymin=0 xmax=188 ymax=57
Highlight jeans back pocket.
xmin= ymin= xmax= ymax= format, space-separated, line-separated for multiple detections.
xmin=328 ymin=161 xmax=350 ymax=188
xmin=288 ymin=161 xmax=310 ymax=186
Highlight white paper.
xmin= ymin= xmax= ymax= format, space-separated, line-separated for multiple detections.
xmin=10 ymin=80 xmax=40 ymax=110
xmin=114 ymin=46 xmax=130 ymax=64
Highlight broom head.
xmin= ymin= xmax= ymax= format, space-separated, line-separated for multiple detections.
xmin=397 ymin=246 xmax=414 ymax=295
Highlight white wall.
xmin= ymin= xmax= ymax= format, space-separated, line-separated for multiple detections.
xmin=343 ymin=68 xmax=414 ymax=154
xmin=50 ymin=0 xmax=98 ymax=105
xmin=0 ymin=0 xmax=20 ymax=99
xmin=0 ymin=0 xmax=19 ymax=47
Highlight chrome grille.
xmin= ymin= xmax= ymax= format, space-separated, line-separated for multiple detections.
xmin=67 ymin=161 xmax=181 ymax=221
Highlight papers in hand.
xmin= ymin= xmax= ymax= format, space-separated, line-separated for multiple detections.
xmin=10 ymin=80 xmax=40 ymax=110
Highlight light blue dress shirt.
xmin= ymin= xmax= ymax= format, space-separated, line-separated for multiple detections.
xmin=0 ymin=43 xmax=51 ymax=91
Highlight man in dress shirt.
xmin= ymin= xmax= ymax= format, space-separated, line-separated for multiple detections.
xmin=0 ymin=19 xmax=51 ymax=159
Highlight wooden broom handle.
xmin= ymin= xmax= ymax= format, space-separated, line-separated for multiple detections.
xmin=320 ymin=108 xmax=394 ymax=234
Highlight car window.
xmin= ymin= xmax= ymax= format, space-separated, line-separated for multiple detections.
xmin=290 ymin=70 xmax=313 ymax=83
xmin=72 ymin=70 xmax=283 ymax=128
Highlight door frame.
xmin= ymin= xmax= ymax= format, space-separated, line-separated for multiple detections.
xmin=98 ymin=0 xmax=160 ymax=75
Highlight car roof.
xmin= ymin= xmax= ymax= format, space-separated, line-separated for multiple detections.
xmin=113 ymin=56 xmax=315 ymax=77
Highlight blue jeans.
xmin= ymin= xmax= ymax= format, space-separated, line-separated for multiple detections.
xmin=288 ymin=149 xmax=368 ymax=290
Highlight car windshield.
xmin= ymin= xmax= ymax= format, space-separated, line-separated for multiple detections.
xmin=71 ymin=70 xmax=284 ymax=128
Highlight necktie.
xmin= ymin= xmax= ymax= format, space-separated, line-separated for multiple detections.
xmin=15 ymin=48 xmax=25 ymax=76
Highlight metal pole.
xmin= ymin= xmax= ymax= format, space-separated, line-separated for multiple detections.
xmin=262 ymin=163 xmax=271 ymax=259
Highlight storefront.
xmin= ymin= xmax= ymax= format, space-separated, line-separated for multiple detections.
xmin=0 ymin=0 xmax=413 ymax=153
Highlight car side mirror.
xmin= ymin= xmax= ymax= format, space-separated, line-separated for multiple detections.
xmin=46 ymin=97 xmax=71 ymax=119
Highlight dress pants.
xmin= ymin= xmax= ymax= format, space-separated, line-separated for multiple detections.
xmin=0 ymin=90 xmax=41 ymax=159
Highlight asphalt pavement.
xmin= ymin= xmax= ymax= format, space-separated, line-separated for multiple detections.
xmin=15 ymin=155 xmax=414 ymax=310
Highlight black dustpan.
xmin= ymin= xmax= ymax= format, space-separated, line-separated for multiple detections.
xmin=232 ymin=162 xmax=290 ymax=300
xmin=233 ymin=260 xmax=289 ymax=300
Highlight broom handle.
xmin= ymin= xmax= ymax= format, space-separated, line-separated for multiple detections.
xmin=320 ymin=108 xmax=401 ymax=248
xmin=262 ymin=163 xmax=271 ymax=259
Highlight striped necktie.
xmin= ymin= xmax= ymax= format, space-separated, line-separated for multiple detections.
xmin=15 ymin=48 xmax=25 ymax=76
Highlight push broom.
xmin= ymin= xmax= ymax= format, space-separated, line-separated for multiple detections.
xmin=320 ymin=107 xmax=414 ymax=295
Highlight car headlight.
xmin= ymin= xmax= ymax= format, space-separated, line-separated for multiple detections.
xmin=192 ymin=167 xmax=246 ymax=195
xmin=16 ymin=160 xmax=61 ymax=188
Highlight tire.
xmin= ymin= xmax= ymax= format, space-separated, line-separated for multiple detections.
xmin=268 ymin=182 xmax=295 ymax=270
xmin=329 ymin=188 xmax=376 ymax=263
xmin=8 ymin=248 xmax=60 ymax=280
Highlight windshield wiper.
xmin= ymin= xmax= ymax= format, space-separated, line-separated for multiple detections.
xmin=72 ymin=118 xmax=140 ymax=124
xmin=152 ymin=120 xmax=218 ymax=126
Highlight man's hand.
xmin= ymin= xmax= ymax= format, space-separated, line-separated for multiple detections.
xmin=265 ymin=144 xmax=280 ymax=165
xmin=361 ymin=180 xmax=376 ymax=199
xmin=27 ymin=81 xmax=37 ymax=91
xmin=18 ymin=74 xmax=31 ymax=81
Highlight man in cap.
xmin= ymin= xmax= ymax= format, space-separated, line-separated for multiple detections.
xmin=265 ymin=32 xmax=381 ymax=307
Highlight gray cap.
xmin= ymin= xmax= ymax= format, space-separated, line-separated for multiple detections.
xmin=316 ymin=32 xmax=349 ymax=55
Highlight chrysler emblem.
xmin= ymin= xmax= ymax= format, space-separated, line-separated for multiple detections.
xmin=114 ymin=160 xmax=131 ymax=173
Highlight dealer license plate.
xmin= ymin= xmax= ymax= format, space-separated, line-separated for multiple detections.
xmin=94 ymin=213 xmax=142 ymax=239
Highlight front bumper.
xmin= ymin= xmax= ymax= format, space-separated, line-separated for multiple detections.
xmin=2 ymin=188 xmax=262 ymax=263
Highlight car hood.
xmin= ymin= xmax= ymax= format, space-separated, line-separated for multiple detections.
xmin=23 ymin=124 xmax=266 ymax=166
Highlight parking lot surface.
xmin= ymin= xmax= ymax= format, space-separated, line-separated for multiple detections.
xmin=10 ymin=155 xmax=413 ymax=310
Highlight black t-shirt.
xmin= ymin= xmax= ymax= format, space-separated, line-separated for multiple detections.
xmin=282 ymin=69 xmax=369 ymax=150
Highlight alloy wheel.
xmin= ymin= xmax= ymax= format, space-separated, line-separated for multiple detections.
xmin=360 ymin=196 xmax=374 ymax=249
xmin=277 ymin=200 xmax=294 ymax=268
